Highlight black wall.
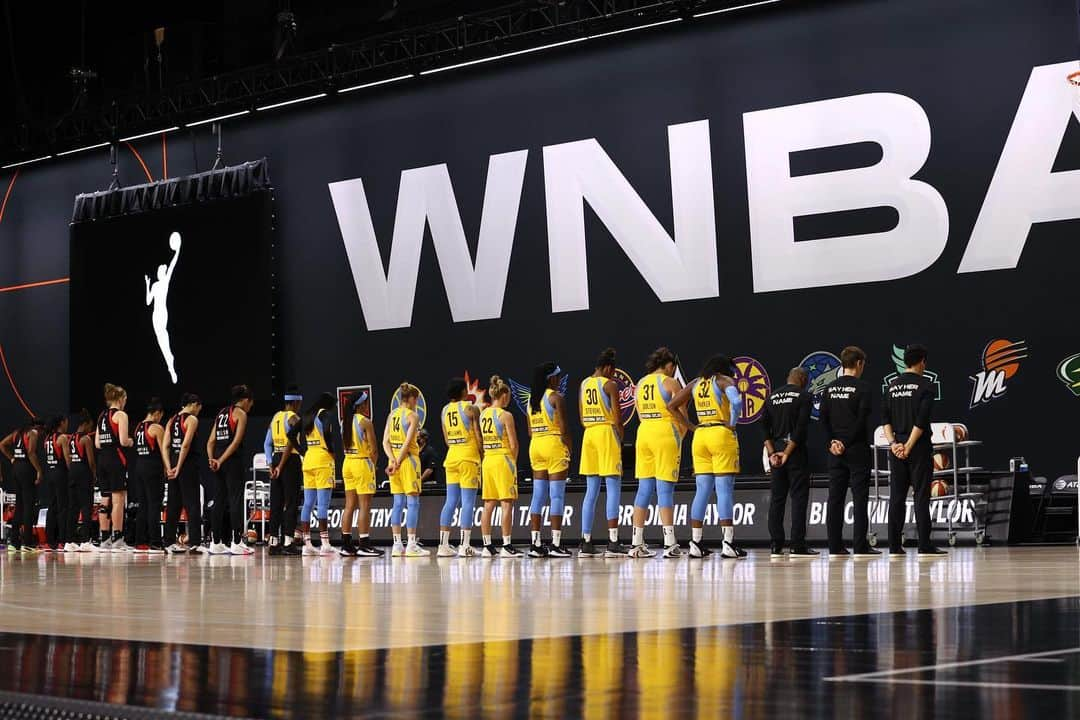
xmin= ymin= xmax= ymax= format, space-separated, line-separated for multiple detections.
xmin=0 ymin=0 xmax=1077 ymax=479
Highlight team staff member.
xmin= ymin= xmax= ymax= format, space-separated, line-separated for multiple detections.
xmin=43 ymin=415 xmax=71 ymax=552
xmin=96 ymin=383 xmax=134 ymax=552
xmin=1 ymin=417 xmax=45 ymax=552
xmin=630 ymin=347 xmax=692 ymax=559
xmin=383 ymin=382 xmax=428 ymax=557
xmin=340 ymin=390 xmax=381 ymax=557
xmin=527 ymin=361 xmax=572 ymax=558
xmin=67 ymin=411 xmax=97 ymax=550
xmin=438 ymin=379 xmax=483 ymax=557
xmin=762 ymin=368 xmax=814 ymax=558
xmin=577 ymin=348 xmax=628 ymax=558
xmin=264 ymin=386 xmax=304 ymax=556
xmin=207 ymin=385 xmax=255 ymax=555
xmin=133 ymin=398 xmax=170 ymax=554
xmin=164 ymin=393 xmax=204 ymax=554
xmin=479 ymin=376 xmax=520 ymax=558
xmin=820 ymin=348 xmax=876 ymax=558
xmin=882 ymin=344 xmax=946 ymax=558
xmin=300 ymin=392 xmax=338 ymax=556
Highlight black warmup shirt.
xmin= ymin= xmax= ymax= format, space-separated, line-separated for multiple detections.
xmin=882 ymin=372 xmax=935 ymax=445
xmin=761 ymin=384 xmax=812 ymax=452
xmin=819 ymin=373 xmax=873 ymax=458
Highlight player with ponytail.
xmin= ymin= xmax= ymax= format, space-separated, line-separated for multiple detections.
xmin=340 ymin=390 xmax=381 ymax=557
xmin=94 ymin=383 xmax=134 ymax=552
xmin=382 ymin=382 xmax=428 ymax=556
xmin=526 ymin=361 xmax=572 ymax=557
xmin=479 ymin=376 xmax=520 ymax=557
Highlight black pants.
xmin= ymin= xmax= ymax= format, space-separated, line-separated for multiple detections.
xmin=212 ymin=458 xmax=246 ymax=545
xmin=127 ymin=464 xmax=145 ymax=545
xmin=12 ymin=462 xmax=37 ymax=548
xmin=268 ymin=454 xmax=301 ymax=542
xmin=827 ymin=451 xmax=870 ymax=553
xmin=134 ymin=462 xmax=165 ymax=547
xmin=164 ymin=464 xmax=202 ymax=546
xmin=44 ymin=468 xmax=69 ymax=547
xmin=68 ymin=467 xmax=93 ymax=543
xmin=888 ymin=443 xmax=933 ymax=551
xmin=768 ymin=451 xmax=810 ymax=548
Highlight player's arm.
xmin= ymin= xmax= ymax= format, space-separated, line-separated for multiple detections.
xmin=26 ymin=430 xmax=43 ymax=483
xmin=399 ymin=411 xmax=419 ymax=467
xmin=60 ymin=433 xmax=72 ymax=469
xmin=217 ymin=409 xmax=247 ymax=465
xmin=206 ymin=425 xmax=217 ymax=465
xmin=905 ymin=384 xmax=934 ymax=456
xmin=275 ymin=416 xmax=302 ymax=475
xmin=382 ymin=416 xmax=396 ymax=473
xmin=94 ymin=422 xmax=101 ymax=450
xmin=553 ymin=393 xmax=572 ymax=452
xmin=441 ymin=407 xmax=451 ymax=447
xmin=0 ymin=431 xmax=13 ymax=462
xmin=779 ymin=388 xmax=806 ymax=463
xmin=503 ymin=411 xmax=519 ymax=463
xmin=664 ymin=376 xmax=693 ymax=434
xmin=881 ymin=393 xmax=904 ymax=458
xmin=152 ymin=424 xmax=171 ymax=473
xmin=84 ymin=435 xmax=97 ymax=476
xmin=578 ymin=382 xmax=587 ymax=426
xmin=175 ymin=416 xmax=199 ymax=473
xmin=466 ymin=405 xmax=483 ymax=461
xmin=116 ymin=411 xmax=133 ymax=448
xmin=603 ymin=379 xmax=623 ymax=442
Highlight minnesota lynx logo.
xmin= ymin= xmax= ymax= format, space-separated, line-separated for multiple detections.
xmin=969 ymin=339 xmax=1028 ymax=408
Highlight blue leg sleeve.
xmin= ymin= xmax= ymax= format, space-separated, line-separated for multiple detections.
xmin=582 ymin=477 xmax=601 ymax=535
xmin=604 ymin=476 xmax=622 ymax=521
xmin=405 ymin=495 xmax=420 ymax=529
xmin=549 ymin=480 xmax=566 ymax=517
xmin=657 ymin=480 xmax=676 ymax=509
xmin=316 ymin=488 xmax=331 ymax=521
xmin=300 ymin=488 xmax=316 ymax=523
xmin=440 ymin=483 xmax=461 ymax=527
xmin=691 ymin=474 xmax=713 ymax=522
xmin=459 ymin=488 xmax=478 ymax=529
xmin=714 ymin=475 xmax=735 ymax=521
xmin=390 ymin=494 xmax=406 ymax=527
xmin=634 ymin=478 xmax=657 ymax=508
xmin=529 ymin=478 xmax=550 ymax=515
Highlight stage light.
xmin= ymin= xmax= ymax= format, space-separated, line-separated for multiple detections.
xmin=118 ymin=127 xmax=180 ymax=142
xmin=339 ymin=75 xmax=414 ymax=93
xmin=56 ymin=142 xmax=111 ymax=157
xmin=2 ymin=155 xmax=53 ymax=169
xmin=255 ymin=93 xmax=328 ymax=111
xmin=187 ymin=110 xmax=252 ymax=127
xmin=693 ymin=0 xmax=783 ymax=19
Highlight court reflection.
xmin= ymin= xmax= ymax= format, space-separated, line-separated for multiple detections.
xmin=0 ymin=595 xmax=1077 ymax=718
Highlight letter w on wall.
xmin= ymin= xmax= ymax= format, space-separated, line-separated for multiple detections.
xmin=329 ymin=151 xmax=528 ymax=331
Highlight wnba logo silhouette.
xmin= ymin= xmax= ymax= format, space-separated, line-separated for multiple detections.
xmin=145 ymin=231 xmax=181 ymax=384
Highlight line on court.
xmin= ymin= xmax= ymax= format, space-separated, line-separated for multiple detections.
xmin=824 ymin=646 xmax=1080 ymax=682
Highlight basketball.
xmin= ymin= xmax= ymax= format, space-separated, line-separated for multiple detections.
xmin=169 ymin=231 xmax=181 ymax=251
xmin=954 ymin=424 xmax=968 ymax=442
xmin=933 ymin=452 xmax=951 ymax=471
xmin=245 ymin=529 xmax=258 ymax=544
xmin=930 ymin=479 xmax=950 ymax=497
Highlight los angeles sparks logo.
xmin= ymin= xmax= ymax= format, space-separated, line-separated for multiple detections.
xmin=969 ymin=339 xmax=1028 ymax=408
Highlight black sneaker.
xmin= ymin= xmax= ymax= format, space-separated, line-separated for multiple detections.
xmin=852 ymin=548 xmax=882 ymax=559
xmin=500 ymin=544 xmax=521 ymax=557
xmin=338 ymin=541 xmax=358 ymax=557
xmin=548 ymin=545 xmax=572 ymax=558
xmin=828 ymin=548 xmax=850 ymax=560
xmin=689 ymin=540 xmax=709 ymax=559
xmin=578 ymin=541 xmax=602 ymax=557
xmin=281 ymin=542 xmax=302 ymax=556
xmin=268 ymin=543 xmax=283 ymax=556
xmin=770 ymin=545 xmax=786 ymax=558
xmin=604 ymin=541 xmax=630 ymax=558
xmin=527 ymin=543 xmax=549 ymax=558
xmin=918 ymin=546 xmax=948 ymax=559
xmin=888 ymin=547 xmax=906 ymax=560
xmin=789 ymin=547 xmax=819 ymax=559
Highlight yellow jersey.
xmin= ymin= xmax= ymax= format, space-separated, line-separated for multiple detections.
xmin=389 ymin=406 xmax=419 ymax=457
xmin=443 ymin=401 xmax=480 ymax=463
xmin=693 ymin=376 xmax=733 ymax=427
xmin=270 ymin=410 xmax=298 ymax=454
xmin=303 ymin=410 xmax=334 ymax=468
xmin=480 ymin=406 xmax=512 ymax=455
xmin=529 ymin=388 xmax=562 ymax=438
xmin=580 ymin=376 xmax=616 ymax=428
xmin=635 ymin=373 xmax=674 ymax=423
xmin=344 ymin=414 xmax=373 ymax=459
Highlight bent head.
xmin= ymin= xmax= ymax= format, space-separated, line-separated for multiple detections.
xmin=488 ymin=376 xmax=510 ymax=409
xmin=398 ymin=382 xmax=420 ymax=409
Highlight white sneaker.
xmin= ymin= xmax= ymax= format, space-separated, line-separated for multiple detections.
xmin=628 ymin=544 xmax=655 ymax=558
xmin=208 ymin=542 xmax=230 ymax=555
xmin=437 ymin=544 xmax=457 ymax=557
xmin=406 ymin=542 xmax=430 ymax=557
xmin=391 ymin=542 xmax=406 ymax=557
xmin=302 ymin=542 xmax=319 ymax=556
xmin=481 ymin=544 xmax=498 ymax=558
xmin=166 ymin=543 xmax=188 ymax=554
xmin=721 ymin=540 xmax=747 ymax=559
xmin=458 ymin=544 xmax=478 ymax=558
xmin=95 ymin=538 xmax=114 ymax=553
xmin=79 ymin=542 xmax=95 ymax=553
xmin=689 ymin=540 xmax=707 ymax=558
xmin=318 ymin=543 xmax=335 ymax=555
xmin=111 ymin=539 xmax=133 ymax=553
xmin=230 ymin=542 xmax=254 ymax=555
xmin=188 ymin=544 xmax=206 ymax=554
xmin=64 ymin=542 xmax=79 ymax=553
xmin=662 ymin=543 xmax=683 ymax=558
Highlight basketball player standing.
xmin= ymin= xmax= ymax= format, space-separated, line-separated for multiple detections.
xmin=762 ymin=368 xmax=813 ymax=558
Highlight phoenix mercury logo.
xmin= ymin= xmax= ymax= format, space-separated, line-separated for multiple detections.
xmin=146 ymin=231 xmax=181 ymax=384
xmin=969 ymin=339 xmax=1028 ymax=408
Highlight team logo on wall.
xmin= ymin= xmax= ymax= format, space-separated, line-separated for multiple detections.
xmin=881 ymin=344 xmax=942 ymax=399
xmin=731 ymin=356 xmax=771 ymax=424
xmin=463 ymin=371 xmax=489 ymax=407
xmin=508 ymin=373 xmax=569 ymax=416
xmin=799 ymin=351 xmax=841 ymax=420
xmin=389 ymin=385 xmax=428 ymax=426
xmin=336 ymin=385 xmax=373 ymax=427
xmin=613 ymin=368 xmax=637 ymax=426
xmin=1056 ymin=353 xmax=1080 ymax=397
xmin=968 ymin=339 xmax=1028 ymax=407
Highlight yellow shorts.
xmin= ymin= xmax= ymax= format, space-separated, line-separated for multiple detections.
xmin=342 ymin=456 xmax=376 ymax=495
xmin=390 ymin=455 xmax=422 ymax=495
xmin=579 ymin=424 xmax=622 ymax=477
xmin=692 ymin=425 xmax=740 ymax=475
xmin=444 ymin=457 xmax=480 ymax=489
xmin=529 ymin=434 xmax=570 ymax=475
xmin=482 ymin=454 xmax=518 ymax=501
xmin=303 ymin=465 xmax=334 ymax=490
xmin=635 ymin=421 xmax=682 ymax=482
